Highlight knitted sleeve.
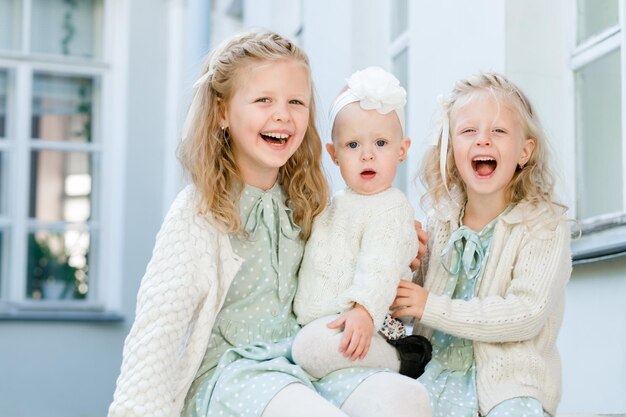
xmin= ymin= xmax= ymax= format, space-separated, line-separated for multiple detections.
xmin=420 ymin=219 xmax=571 ymax=343
xmin=337 ymin=201 xmax=418 ymax=329
xmin=108 ymin=188 xmax=210 ymax=417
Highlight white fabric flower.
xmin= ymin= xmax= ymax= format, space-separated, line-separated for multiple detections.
xmin=347 ymin=67 xmax=407 ymax=115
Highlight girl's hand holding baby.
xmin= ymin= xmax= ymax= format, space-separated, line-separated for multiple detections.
xmin=391 ymin=281 xmax=429 ymax=321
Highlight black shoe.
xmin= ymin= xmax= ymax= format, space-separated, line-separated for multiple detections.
xmin=387 ymin=335 xmax=432 ymax=378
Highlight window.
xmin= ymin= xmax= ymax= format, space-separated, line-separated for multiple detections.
xmin=0 ymin=0 xmax=105 ymax=307
xmin=570 ymin=0 xmax=626 ymax=263
xmin=572 ymin=0 xmax=622 ymax=221
xmin=390 ymin=0 xmax=409 ymax=192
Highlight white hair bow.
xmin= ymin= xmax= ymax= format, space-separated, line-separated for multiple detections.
xmin=328 ymin=67 xmax=407 ymax=134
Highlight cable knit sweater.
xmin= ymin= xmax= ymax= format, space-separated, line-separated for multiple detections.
xmin=108 ymin=185 xmax=244 ymax=417
xmin=294 ymin=187 xmax=418 ymax=329
xmin=413 ymin=198 xmax=572 ymax=416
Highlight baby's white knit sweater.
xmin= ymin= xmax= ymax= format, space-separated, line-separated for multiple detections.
xmin=294 ymin=187 xmax=418 ymax=329
xmin=413 ymin=198 xmax=572 ymax=416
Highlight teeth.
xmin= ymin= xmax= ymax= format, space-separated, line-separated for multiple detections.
xmin=262 ymin=132 xmax=289 ymax=139
xmin=473 ymin=156 xmax=495 ymax=162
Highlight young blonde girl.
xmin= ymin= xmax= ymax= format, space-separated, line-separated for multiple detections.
xmin=108 ymin=30 xmax=429 ymax=417
xmin=392 ymin=72 xmax=572 ymax=417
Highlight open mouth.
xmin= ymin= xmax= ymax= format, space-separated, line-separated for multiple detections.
xmin=260 ymin=131 xmax=289 ymax=145
xmin=360 ymin=169 xmax=376 ymax=179
xmin=472 ymin=156 xmax=497 ymax=177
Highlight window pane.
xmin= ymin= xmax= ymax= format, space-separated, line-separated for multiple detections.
xmin=32 ymin=73 xmax=93 ymax=143
xmin=0 ymin=69 xmax=6 ymax=138
xmin=31 ymin=0 xmax=102 ymax=58
xmin=390 ymin=0 xmax=408 ymax=40
xmin=392 ymin=48 xmax=408 ymax=192
xmin=29 ymin=150 xmax=92 ymax=222
xmin=0 ymin=152 xmax=7 ymax=215
xmin=392 ymin=48 xmax=409 ymax=97
xmin=26 ymin=229 xmax=90 ymax=300
xmin=575 ymin=48 xmax=622 ymax=218
xmin=577 ymin=0 xmax=619 ymax=43
xmin=0 ymin=229 xmax=5 ymax=299
xmin=0 ymin=0 xmax=20 ymax=51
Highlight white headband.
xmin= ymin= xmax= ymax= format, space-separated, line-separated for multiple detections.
xmin=328 ymin=67 xmax=407 ymax=135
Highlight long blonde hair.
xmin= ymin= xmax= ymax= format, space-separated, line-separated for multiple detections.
xmin=178 ymin=30 xmax=328 ymax=240
xmin=421 ymin=72 xmax=562 ymax=212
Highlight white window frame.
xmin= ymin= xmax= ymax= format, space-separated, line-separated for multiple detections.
xmin=0 ymin=0 xmax=127 ymax=318
xmin=569 ymin=0 xmax=626 ymax=264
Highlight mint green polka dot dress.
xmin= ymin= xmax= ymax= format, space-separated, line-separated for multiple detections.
xmin=182 ymin=183 xmax=379 ymax=417
xmin=419 ymin=206 xmax=550 ymax=417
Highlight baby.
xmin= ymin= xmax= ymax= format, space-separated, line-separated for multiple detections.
xmin=293 ymin=67 xmax=431 ymax=379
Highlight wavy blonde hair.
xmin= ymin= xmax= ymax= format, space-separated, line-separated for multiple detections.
xmin=421 ymin=72 xmax=564 ymax=212
xmin=177 ymin=30 xmax=328 ymax=239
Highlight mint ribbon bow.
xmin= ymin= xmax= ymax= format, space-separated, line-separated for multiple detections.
xmin=440 ymin=226 xmax=486 ymax=281
xmin=243 ymin=191 xmax=300 ymax=302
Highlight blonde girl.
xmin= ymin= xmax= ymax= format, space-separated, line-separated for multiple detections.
xmin=392 ymin=72 xmax=572 ymax=417
xmin=108 ymin=30 xmax=429 ymax=417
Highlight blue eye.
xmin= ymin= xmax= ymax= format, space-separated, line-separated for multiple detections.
xmin=256 ymin=98 xmax=270 ymax=103
xmin=376 ymin=139 xmax=387 ymax=147
xmin=290 ymin=99 xmax=305 ymax=105
xmin=347 ymin=142 xmax=358 ymax=149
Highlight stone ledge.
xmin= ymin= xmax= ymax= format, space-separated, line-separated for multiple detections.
xmin=558 ymin=414 xmax=626 ymax=417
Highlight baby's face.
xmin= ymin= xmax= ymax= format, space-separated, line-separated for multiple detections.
xmin=327 ymin=103 xmax=410 ymax=195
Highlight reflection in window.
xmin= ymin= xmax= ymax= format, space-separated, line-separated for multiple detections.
xmin=29 ymin=150 xmax=92 ymax=223
xmin=577 ymin=0 xmax=619 ymax=43
xmin=0 ymin=69 xmax=6 ymax=138
xmin=31 ymin=0 xmax=102 ymax=58
xmin=390 ymin=0 xmax=408 ymax=40
xmin=575 ymin=48 xmax=622 ymax=219
xmin=26 ymin=230 xmax=89 ymax=300
xmin=0 ymin=0 xmax=19 ymax=51
xmin=32 ymin=73 xmax=93 ymax=143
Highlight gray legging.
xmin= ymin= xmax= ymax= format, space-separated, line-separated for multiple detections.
xmin=261 ymin=372 xmax=432 ymax=417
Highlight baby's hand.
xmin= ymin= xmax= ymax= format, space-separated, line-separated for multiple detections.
xmin=327 ymin=304 xmax=374 ymax=361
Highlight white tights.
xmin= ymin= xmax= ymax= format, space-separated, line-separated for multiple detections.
xmin=261 ymin=372 xmax=432 ymax=417
xmin=292 ymin=314 xmax=401 ymax=379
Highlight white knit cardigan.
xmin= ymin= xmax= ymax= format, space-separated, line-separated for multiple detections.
xmin=108 ymin=185 xmax=243 ymax=417
xmin=294 ymin=187 xmax=418 ymax=329
xmin=413 ymin=198 xmax=572 ymax=416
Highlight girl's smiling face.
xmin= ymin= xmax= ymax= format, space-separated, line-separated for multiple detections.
xmin=451 ymin=90 xmax=535 ymax=206
xmin=222 ymin=58 xmax=311 ymax=190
